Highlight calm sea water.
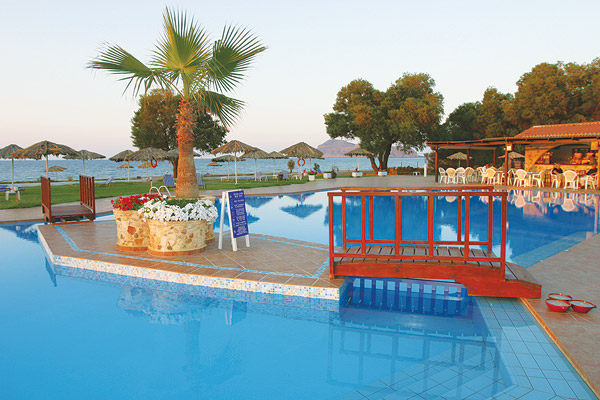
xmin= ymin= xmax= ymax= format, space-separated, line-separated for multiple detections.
xmin=0 ymin=157 xmax=426 ymax=183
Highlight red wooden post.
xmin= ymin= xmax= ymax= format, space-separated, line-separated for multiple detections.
xmin=501 ymin=192 xmax=507 ymax=272
xmin=328 ymin=193 xmax=334 ymax=278
xmin=488 ymin=190 xmax=493 ymax=253
xmin=369 ymin=194 xmax=374 ymax=244
xmin=428 ymin=194 xmax=434 ymax=256
xmin=464 ymin=195 xmax=470 ymax=259
xmin=395 ymin=194 xmax=402 ymax=255
xmin=434 ymin=148 xmax=439 ymax=183
xmin=466 ymin=148 xmax=470 ymax=167
xmin=457 ymin=191 xmax=462 ymax=243
xmin=342 ymin=192 xmax=347 ymax=250
xmin=361 ymin=193 xmax=366 ymax=255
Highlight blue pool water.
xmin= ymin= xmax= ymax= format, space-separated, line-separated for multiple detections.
xmin=0 ymin=189 xmax=598 ymax=399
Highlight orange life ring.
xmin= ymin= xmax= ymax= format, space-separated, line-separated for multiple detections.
xmin=150 ymin=159 xmax=158 ymax=168
xmin=297 ymin=158 xmax=305 ymax=167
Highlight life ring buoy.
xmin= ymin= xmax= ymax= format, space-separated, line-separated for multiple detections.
xmin=297 ymin=158 xmax=305 ymax=167
xmin=150 ymin=159 xmax=158 ymax=168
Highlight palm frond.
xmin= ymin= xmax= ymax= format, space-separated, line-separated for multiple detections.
xmin=208 ymin=25 xmax=267 ymax=92
xmin=195 ymin=91 xmax=245 ymax=128
xmin=89 ymin=43 xmax=157 ymax=96
xmin=151 ymin=8 xmax=213 ymax=96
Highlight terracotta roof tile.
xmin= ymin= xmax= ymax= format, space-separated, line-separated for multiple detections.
xmin=514 ymin=121 xmax=600 ymax=139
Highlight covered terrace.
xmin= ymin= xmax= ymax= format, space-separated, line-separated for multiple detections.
xmin=427 ymin=121 xmax=600 ymax=187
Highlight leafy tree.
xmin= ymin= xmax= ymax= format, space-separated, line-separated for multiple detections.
xmin=131 ymin=89 xmax=227 ymax=177
xmin=287 ymin=159 xmax=295 ymax=173
xmin=90 ymin=8 xmax=266 ymax=197
xmin=439 ymin=102 xmax=481 ymax=141
xmin=324 ymin=73 xmax=443 ymax=171
xmin=475 ymin=88 xmax=518 ymax=137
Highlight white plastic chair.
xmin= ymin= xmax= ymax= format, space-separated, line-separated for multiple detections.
xmin=455 ymin=167 xmax=466 ymax=184
xmin=551 ymin=173 xmax=562 ymax=188
xmin=482 ymin=168 xmax=496 ymax=184
xmin=438 ymin=167 xmax=447 ymax=184
xmin=513 ymin=169 xmax=528 ymax=187
xmin=580 ymin=174 xmax=597 ymax=190
xmin=446 ymin=168 xmax=457 ymax=184
xmin=464 ymin=167 xmax=474 ymax=183
xmin=563 ymin=170 xmax=579 ymax=190
xmin=531 ymin=169 xmax=546 ymax=188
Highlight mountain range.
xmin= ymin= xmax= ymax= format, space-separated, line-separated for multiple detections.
xmin=317 ymin=139 xmax=421 ymax=158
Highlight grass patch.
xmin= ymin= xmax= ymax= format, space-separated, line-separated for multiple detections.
xmin=0 ymin=177 xmax=312 ymax=209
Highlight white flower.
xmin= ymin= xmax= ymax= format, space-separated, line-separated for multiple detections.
xmin=139 ymin=198 xmax=218 ymax=222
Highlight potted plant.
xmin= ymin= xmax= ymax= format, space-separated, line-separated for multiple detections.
xmin=139 ymin=198 xmax=218 ymax=256
xmin=112 ymin=193 xmax=163 ymax=251
xmin=307 ymin=170 xmax=316 ymax=181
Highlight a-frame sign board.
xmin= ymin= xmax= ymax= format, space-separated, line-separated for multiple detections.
xmin=218 ymin=189 xmax=250 ymax=251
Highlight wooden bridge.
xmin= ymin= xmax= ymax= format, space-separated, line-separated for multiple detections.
xmin=328 ymin=186 xmax=541 ymax=298
xmin=42 ymin=175 xmax=96 ymax=223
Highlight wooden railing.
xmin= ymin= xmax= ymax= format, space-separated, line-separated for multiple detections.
xmin=41 ymin=176 xmax=52 ymax=221
xmin=328 ymin=186 xmax=507 ymax=274
xmin=79 ymin=175 xmax=95 ymax=214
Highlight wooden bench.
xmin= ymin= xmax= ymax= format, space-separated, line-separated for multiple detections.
xmin=41 ymin=175 xmax=96 ymax=223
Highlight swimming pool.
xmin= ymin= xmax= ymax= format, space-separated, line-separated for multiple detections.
xmin=0 ymin=189 xmax=597 ymax=399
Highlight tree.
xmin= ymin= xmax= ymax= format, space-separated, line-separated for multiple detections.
xmin=324 ymin=73 xmax=443 ymax=171
xmin=439 ymin=102 xmax=481 ymax=142
xmin=475 ymin=87 xmax=518 ymax=138
xmin=90 ymin=8 xmax=266 ymax=197
xmin=131 ymin=89 xmax=227 ymax=177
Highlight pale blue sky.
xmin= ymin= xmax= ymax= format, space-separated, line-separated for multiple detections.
xmin=1 ymin=0 xmax=598 ymax=156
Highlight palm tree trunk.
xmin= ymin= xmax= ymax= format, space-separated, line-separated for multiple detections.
xmin=175 ymin=99 xmax=199 ymax=198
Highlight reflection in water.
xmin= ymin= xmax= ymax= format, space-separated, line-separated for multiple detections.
xmin=280 ymin=204 xmax=323 ymax=219
xmin=0 ymin=222 xmax=39 ymax=243
xmin=45 ymin=261 xmax=514 ymax=398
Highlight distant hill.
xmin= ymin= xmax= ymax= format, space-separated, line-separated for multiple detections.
xmin=317 ymin=139 xmax=422 ymax=158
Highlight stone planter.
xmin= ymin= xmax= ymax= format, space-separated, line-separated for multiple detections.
xmin=352 ymin=171 xmax=363 ymax=178
xmin=308 ymin=174 xmax=316 ymax=181
xmin=146 ymin=219 xmax=207 ymax=256
xmin=323 ymin=172 xmax=332 ymax=179
xmin=378 ymin=171 xmax=388 ymax=176
xmin=198 ymin=195 xmax=216 ymax=244
xmin=114 ymin=209 xmax=149 ymax=251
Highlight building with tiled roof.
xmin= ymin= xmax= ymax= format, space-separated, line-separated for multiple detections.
xmin=514 ymin=121 xmax=600 ymax=140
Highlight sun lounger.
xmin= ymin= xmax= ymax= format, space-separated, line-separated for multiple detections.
xmin=3 ymin=185 xmax=24 ymax=201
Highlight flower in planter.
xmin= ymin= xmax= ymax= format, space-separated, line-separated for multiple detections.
xmin=138 ymin=198 xmax=218 ymax=222
xmin=112 ymin=193 xmax=164 ymax=211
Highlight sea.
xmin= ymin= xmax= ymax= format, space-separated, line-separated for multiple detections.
xmin=0 ymin=157 xmax=427 ymax=183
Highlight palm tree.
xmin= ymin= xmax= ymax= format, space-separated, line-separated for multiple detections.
xmin=89 ymin=8 xmax=266 ymax=198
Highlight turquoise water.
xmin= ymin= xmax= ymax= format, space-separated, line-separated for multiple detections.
xmin=0 ymin=189 xmax=597 ymax=399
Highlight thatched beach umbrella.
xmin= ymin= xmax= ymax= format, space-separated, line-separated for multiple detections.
xmin=447 ymin=151 xmax=469 ymax=167
xmin=11 ymin=140 xmax=80 ymax=177
xmin=127 ymin=148 xmax=171 ymax=179
xmin=268 ymin=151 xmax=287 ymax=176
xmin=0 ymin=144 xmax=22 ymax=186
xmin=43 ymin=165 xmax=66 ymax=180
xmin=64 ymin=149 xmax=105 ymax=175
xmin=212 ymin=154 xmax=242 ymax=179
xmin=344 ymin=147 xmax=373 ymax=171
xmin=280 ymin=142 xmax=323 ymax=170
xmin=138 ymin=162 xmax=152 ymax=168
xmin=499 ymin=151 xmax=525 ymax=159
xmin=110 ymin=150 xmax=135 ymax=181
xmin=207 ymin=162 xmax=222 ymax=167
xmin=211 ymin=140 xmax=255 ymax=184
xmin=243 ymin=147 xmax=271 ymax=180
xmin=166 ymin=148 xmax=200 ymax=158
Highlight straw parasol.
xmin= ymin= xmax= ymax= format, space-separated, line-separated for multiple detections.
xmin=43 ymin=165 xmax=66 ymax=180
xmin=447 ymin=151 xmax=470 ymax=167
xmin=344 ymin=147 xmax=373 ymax=171
xmin=211 ymin=140 xmax=255 ymax=184
xmin=499 ymin=151 xmax=525 ymax=159
xmin=110 ymin=150 xmax=135 ymax=181
xmin=207 ymin=162 xmax=222 ymax=167
xmin=11 ymin=140 xmax=80 ymax=177
xmin=242 ymin=147 xmax=271 ymax=180
xmin=211 ymin=154 xmax=242 ymax=179
xmin=268 ymin=151 xmax=287 ymax=176
xmin=280 ymin=142 xmax=323 ymax=170
xmin=0 ymin=144 xmax=22 ymax=186
xmin=64 ymin=149 xmax=105 ymax=175
xmin=127 ymin=148 xmax=171 ymax=180
xmin=138 ymin=162 xmax=153 ymax=168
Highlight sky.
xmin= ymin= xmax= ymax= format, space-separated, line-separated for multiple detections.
xmin=1 ymin=0 xmax=599 ymax=157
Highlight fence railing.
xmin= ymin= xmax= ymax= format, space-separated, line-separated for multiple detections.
xmin=328 ymin=186 xmax=507 ymax=275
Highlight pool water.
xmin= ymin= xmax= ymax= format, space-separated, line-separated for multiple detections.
xmin=0 ymin=189 xmax=598 ymax=399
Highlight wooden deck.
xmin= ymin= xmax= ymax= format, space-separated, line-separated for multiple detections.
xmin=332 ymin=245 xmax=541 ymax=298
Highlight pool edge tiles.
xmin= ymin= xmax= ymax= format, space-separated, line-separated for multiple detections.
xmin=37 ymin=222 xmax=345 ymax=302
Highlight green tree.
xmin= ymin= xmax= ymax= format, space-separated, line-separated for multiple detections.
xmin=90 ymin=8 xmax=266 ymax=197
xmin=131 ymin=89 xmax=227 ymax=177
xmin=439 ymin=102 xmax=481 ymax=141
xmin=475 ymin=87 xmax=518 ymax=138
xmin=324 ymin=73 xmax=443 ymax=171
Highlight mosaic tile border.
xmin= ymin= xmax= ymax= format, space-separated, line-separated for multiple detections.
xmin=38 ymin=226 xmax=344 ymax=301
